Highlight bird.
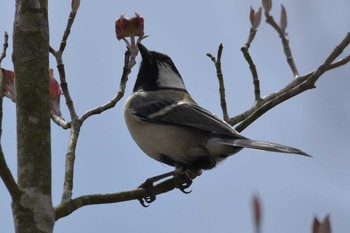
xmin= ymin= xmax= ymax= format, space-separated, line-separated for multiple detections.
xmin=124 ymin=43 xmax=309 ymax=205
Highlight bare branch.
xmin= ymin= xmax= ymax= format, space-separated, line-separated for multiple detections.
xmin=240 ymin=7 xmax=263 ymax=103
xmin=0 ymin=90 xmax=21 ymax=201
xmin=245 ymin=28 xmax=258 ymax=48
xmin=241 ymin=46 xmax=261 ymax=102
xmin=327 ymin=54 xmax=350 ymax=71
xmin=0 ymin=31 xmax=22 ymax=201
xmin=50 ymin=47 xmax=79 ymax=120
xmin=50 ymin=46 xmax=81 ymax=201
xmin=307 ymin=32 xmax=350 ymax=84
xmin=55 ymin=172 xmax=199 ymax=220
xmin=264 ymin=10 xmax=299 ymax=77
xmin=241 ymin=29 xmax=262 ymax=102
xmin=0 ymin=32 xmax=8 ymax=63
xmin=51 ymin=114 xmax=70 ymax=129
xmin=232 ymin=32 xmax=350 ymax=132
xmin=59 ymin=12 xmax=78 ymax=53
xmin=50 ymin=47 xmax=134 ymax=202
xmin=207 ymin=44 xmax=229 ymax=121
xmin=0 ymin=148 xmax=22 ymax=200
xmin=80 ymin=49 xmax=132 ymax=123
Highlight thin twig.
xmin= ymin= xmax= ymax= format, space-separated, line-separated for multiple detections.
xmin=61 ymin=124 xmax=80 ymax=202
xmin=51 ymin=114 xmax=70 ymax=129
xmin=50 ymin=47 xmax=79 ymax=119
xmin=0 ymin=32 xmax=8 ymax=63
xmin=80 ymin=49 xmax=131 ymax=123
xmin=327 ymin=54 xmax=350 ymax=71
xmin=206 ymin=44 xmax=229 ymax=122
xmin=0 ymin=32 xmax=22 ymax=200
xmin=50 ymin=46 xmax=81 ymax=201
xmin=50 ymin=47 xmax=134 ymax=202
xmin=241 ymin=28 xmax=262 ymax=102
xmin=245 ymin=28 xmax=258 ymax=47
xmin=51 ymin=15 xmax=81 ymax=201
xmin=59 ymin=12 xmax=77 ymax=53
xmin=265 ymin=12 xmax=299 ymax=77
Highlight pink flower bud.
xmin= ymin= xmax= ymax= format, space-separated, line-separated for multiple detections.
xmin=71 ymin=0 xmax=80 ymax=13
xmin=262 ymin=0 xmax=272 ymax=13
xmin=1 ymin=68 xmax=16 ymax=102
xmin=313 ymin=215 xmax=332 ymax=233
xmin=280 ymin=5 xmax=287 ymax=32
xmin=49 ymin=69 xmax=62 ymax=117
xmin=115 ymin=13 xmax=144 ymax=40
xmin=250 ymin=7 xmax=262 ymax=30
xmin=252 ymin=195 xmax=262 ymax=231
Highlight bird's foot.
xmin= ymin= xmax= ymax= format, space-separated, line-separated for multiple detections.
xmin=176 ymin=173 xmax=193 ymax=194
xmin=177 ymin=169 xmax=202 ymax=194
xmin=137 ymin=171 xmax=176 ymax=207
xmin=138 ymin=178 xmax=156 ymax=207
xmin=137 ymin=169 xmax=201 ymax=207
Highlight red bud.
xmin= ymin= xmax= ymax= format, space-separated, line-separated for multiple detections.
xmin=312 ymin=215 xmax=332 ymax=233
xmin=252 ymin=195 xmax=262 ymax=232
xmin=1 ymin=68 xmax=16 ymax=102
xmin=115 ymin=13 xmax=144 ymax=40
xmin=49 ymin=69 xmax=62 ymax=117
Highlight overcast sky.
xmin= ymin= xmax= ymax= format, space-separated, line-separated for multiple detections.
xmin=1 ymin=0 xmax=350 ymax=232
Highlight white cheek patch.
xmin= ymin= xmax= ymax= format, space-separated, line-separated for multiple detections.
xmin=156 ymin=63 xmax=186 ymax=89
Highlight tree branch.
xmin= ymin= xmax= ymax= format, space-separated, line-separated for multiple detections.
xmin=50 ymin=47 xmax=81 ymax=202
xmin=0 ymin=147 xmax=21 ymax=200
xmin=206 ymin=44 xmax=230 ymax=122
xmin=49 ymin=8 xmax=136 ymax=202
xmin=327 ymin=54 xmax=350 ymax=71
xmin=0 ymin=31 xmax=21 ymax=200
xmin=51 ymin=114 xmax=70 ymax=129
xmin=50 ymin=47 xmax=79 ymax=120
xmin=50 ymin=46 xmax=134 ymax=202
xmin=59 ymin=12 xmax=77 ymax=53
xmin=55 ymin=172 xmax=199 ymax=220
xmin=264 ymin=10 xmax=299 ymax=77
xmin=241 ymin=28 xmax=262 ymax=102
xmin=80 ymin=49 xmax=131 ymax=123
xmin=0 ymin=31 xmax=8 ymax=63
xmin=232 ymin=32 xmax=350 ymax=132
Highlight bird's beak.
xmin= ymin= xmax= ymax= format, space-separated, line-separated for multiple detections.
xmin=138 ymin=43 xmax=153 ymax=64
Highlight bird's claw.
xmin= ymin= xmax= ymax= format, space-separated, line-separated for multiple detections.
xmin=137 ymin=170 xmax=197 ymax=206
xmin=138 ymin=178 xmax=156 ymax=207
xmin=138 ymin=197 xmax=152 ymax=207
xmin=177 ymin=174 xmax=193 ymax=194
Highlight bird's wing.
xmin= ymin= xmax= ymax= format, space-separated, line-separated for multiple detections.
xmin=132 ymin=100 xmax=242 ymax=137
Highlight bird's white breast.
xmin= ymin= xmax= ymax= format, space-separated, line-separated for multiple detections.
xmin=123 ymin=94 xmax=206 ymax=165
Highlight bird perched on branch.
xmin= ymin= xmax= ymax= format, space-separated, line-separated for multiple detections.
xmin=124 ymin=43 xmax=309 ymax=205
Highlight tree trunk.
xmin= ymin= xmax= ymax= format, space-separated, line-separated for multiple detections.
xmin=12 ymin=1 xmax=54 ymax=232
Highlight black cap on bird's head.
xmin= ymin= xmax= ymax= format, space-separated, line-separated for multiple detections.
xmin=133 ymin=43 xmax=187 ymax=92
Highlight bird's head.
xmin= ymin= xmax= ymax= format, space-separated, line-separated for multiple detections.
xmin=133 ymin=43 xmax=187 ymax=92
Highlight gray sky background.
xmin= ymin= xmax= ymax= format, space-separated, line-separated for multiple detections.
xmin=1 ymin=0 xmax=350 ymax=232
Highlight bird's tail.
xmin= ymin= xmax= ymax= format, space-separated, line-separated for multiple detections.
xmin=232 ymin=139 xmax=310 ymax=157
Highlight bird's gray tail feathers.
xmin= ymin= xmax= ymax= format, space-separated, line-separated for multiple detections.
xmin=233 ymin=139 xmax=310 ymax=157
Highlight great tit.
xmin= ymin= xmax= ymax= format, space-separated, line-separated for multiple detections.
xmin=124 ymin=43 xmax=309 ymax=186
